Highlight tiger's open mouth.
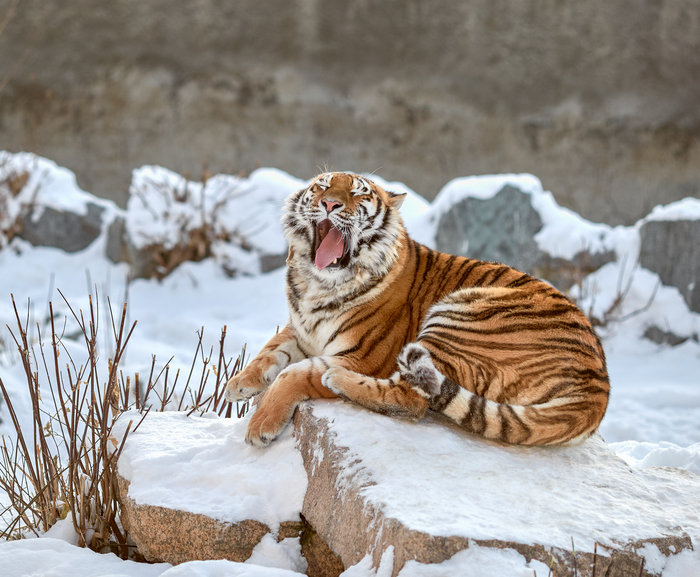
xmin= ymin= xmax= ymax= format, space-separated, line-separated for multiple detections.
xmin=314 ymin=219 xmax=349 ymax=270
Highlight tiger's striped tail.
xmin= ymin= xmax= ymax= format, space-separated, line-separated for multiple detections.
xmin=398 ymin=343 xmax=600 ymax=446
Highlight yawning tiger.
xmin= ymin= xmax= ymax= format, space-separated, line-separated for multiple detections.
xmin=225 ymin=172 xmax=609 ymax=447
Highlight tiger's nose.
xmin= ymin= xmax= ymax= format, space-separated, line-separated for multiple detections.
xmin=321 ymin=198 xmax=343 ymax=214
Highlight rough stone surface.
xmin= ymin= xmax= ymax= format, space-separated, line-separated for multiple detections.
xmin=116 ymin=468 xmax=343 ymax=576
xmin=18 ymin=203 xmax=104 ymax=253
xmin=639 ymin=219 xmax=700 ymax=313
xmin=2 ymin=0 xmax=700 ymax=225
xmin=436 ymin=185 xmax=545 ymax=273
xmin=117 ymin=473 xmax=271 ymax=565
xmin=293 ymin=402 xmax=693 ymax=577
xmin=105 ymin=215 xmax=127 ymax=264
xmin=436 ymin=185 xmax=615 ymax=290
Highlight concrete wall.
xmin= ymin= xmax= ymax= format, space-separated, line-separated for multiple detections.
xmin=1 ymin=0 xmax=699 ymax=224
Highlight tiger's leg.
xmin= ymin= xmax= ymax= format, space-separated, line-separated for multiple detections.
xmin=321 ymin=367 xmax=430 ymax=421
xmin=245 ymin=356 xmax=349 ymax=446
xmin=225 ymin=324 xmax=305 ymax=402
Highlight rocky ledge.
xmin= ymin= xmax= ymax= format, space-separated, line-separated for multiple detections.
xmin=115 ymin=403 xmax=698 ymax=577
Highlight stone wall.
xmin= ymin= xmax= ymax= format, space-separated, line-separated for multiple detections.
xmin=1 ymin=0 xmax=699 ymax=224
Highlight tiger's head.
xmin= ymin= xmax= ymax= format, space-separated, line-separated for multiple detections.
xmin=283 ymin=172 xmax=407 ymax=283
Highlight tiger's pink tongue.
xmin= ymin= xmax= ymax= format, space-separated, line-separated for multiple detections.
xmin=315 ymin=227 xmax=345 ymax=269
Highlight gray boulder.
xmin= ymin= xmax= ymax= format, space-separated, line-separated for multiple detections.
xmin=19 ymin=203 xmax=105 ymax=253
xmin=436 ymin=185 xmax=614 ymax=291
xmin=639 ymin=219 xmax=700 ymax=313
xmin=436 ymin=185 xmax=544 ymax=273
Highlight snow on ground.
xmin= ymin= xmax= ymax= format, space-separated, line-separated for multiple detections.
xmin=342 ymin=545 xmax=551 ymax=577
xmin=1 ymin=154 xmax=700 ymax=576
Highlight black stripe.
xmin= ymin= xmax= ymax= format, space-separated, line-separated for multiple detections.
xmin=506 ymin=274 xmax=537 ymax=288
xmin=431 ymin=378 xmax=461 ymax=411
xmin=472 ymin=266 xmax=498 ymax=287
xmin=463 ymin=395 xmax=487 ymax=434
xmin=488 ymin=265 xmax=511 ymax=285
xmin=457 ymin=260 xmax=486 ymax=288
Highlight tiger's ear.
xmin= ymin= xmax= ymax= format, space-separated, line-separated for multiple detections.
xmin=387 ymin=191 xmax=407 ymax=209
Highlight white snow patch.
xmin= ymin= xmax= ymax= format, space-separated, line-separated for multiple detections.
xmin=611 ymin=441 xmax=700 ymax=475
xmin=245 ymin=534 xmax=307 ymax=574
xmin=41 ymin=518 xmax=81 ymax=546
xmin=398 ymin=543 xmax=550 ymax=577
xmin=161 ymin=560 xmax=304 ymax=576
xmin=0 ymin=538 xmax=170 ymax=577
xmin=662 ymin=549 xmax=700 ymax=577
xmin=644 ymin=197 xmax=700 ymax=222
xmin=636 ymin=542 xmax=667 ymax=575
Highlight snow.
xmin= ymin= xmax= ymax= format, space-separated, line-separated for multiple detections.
xmin=335 ymin=544 xmax=551 ymax=577
xmin=0 ymin=538 xmax=308 ymax=577
xmin=308 ymin=402 xmax=681 ymax=554
xmin=245 ymin=534 xmax=307 ymax=574
xmin=645 ymin=197 xmax=700 ymax=223
xmin=0 ymin=151 xmax=118 ymax=250
xmin=113 ymin=411 xmax=307 ymax=533
xmin=0 ymin=151 xmax=115 ymax=218
xmin=0 ymin=538 xmax=170 ymax=577
xmin=1 ymin=153 xmax=700 ymax=576
xmin=613 ymin=441 xmax=700 ymax=475
xmin=398 ymin=544 xmax=550 ymax=577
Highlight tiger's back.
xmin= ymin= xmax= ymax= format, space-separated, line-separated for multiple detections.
xmin=226 ymin=172 xmax=609 ymax=447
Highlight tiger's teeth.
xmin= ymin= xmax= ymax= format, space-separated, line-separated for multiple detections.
xmin=333 ymin=258 xmax=338 ymax=264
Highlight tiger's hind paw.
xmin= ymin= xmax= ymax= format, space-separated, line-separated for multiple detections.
xmin=321 ymin=366 xmax=356 ymax=400
xmin=397 ymin=343 xmax=444 ymax=400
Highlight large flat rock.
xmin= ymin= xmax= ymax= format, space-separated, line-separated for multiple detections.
xmin=293 ymin=401 xmax=694 ymax=577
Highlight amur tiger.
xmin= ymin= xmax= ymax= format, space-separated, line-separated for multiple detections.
xmin=225 ymin=172 xmax=609 ymax=447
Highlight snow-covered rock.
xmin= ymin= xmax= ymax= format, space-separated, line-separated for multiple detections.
xmin=639 ymin=199 xmax=700 ymax=313
xmin=113 ymin=411 xmax=341 ymax=576
xmin=433 ymin=179 xmax=615 ymax=291
xmin=293 ymin=401 xmax=693 ymax=577
xmin=113 ymin=404 xmax=696 ymax=577
xmin=0 ymin=152 xmax=120 ymax=252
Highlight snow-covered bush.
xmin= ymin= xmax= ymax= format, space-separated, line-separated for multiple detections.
xmin=124 ymin=166 xmax=300 ymax=279
xmin=0 ymin=152 xmax=42 ymax=248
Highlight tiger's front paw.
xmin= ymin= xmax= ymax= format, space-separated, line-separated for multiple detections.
xmin=225 ymin=366 xmax=270 ymax=402
xmin=244 ymin=394 xmax=295 ymax=447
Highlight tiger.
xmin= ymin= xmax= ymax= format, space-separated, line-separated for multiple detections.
xmin=225 ymin=172 xmax=610 ymax=447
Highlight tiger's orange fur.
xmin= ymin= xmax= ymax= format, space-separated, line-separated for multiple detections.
xmin=225 ymin=172 xmax=609 ymax=447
